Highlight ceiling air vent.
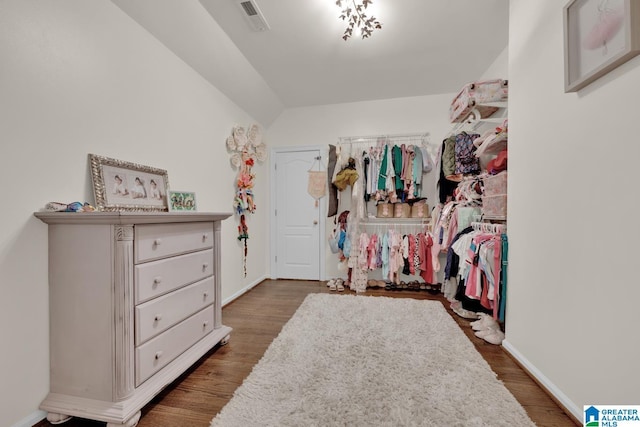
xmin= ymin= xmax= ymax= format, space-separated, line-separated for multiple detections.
xmin=236 ymin=0 xmax=270 ymax=32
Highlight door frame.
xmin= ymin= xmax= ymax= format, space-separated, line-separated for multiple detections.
xmin=269 ymin=145 xmax=327 ymax=281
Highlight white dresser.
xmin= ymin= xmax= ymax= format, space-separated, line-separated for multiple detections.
xmin=34 ymin=212 xmax=232 ymax=427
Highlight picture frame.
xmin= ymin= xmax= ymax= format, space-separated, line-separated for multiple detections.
xmin=564 ymin=0 xmax=640 ymax=92
xmin=89 ymin=154 xmax=170 ymax=212
xmin=168 ymin=191 xmax=197 ymax=212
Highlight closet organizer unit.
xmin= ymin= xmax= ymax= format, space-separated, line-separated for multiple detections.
xmin=433 ymin=78 xmax=509 ymax=322
xmin=335 ymin=134 xmax=437 ymax=291
xmin=34 ymin=211 xmax=232 ymax=427
xmin=440 ymin=80 xmax=508 ymax=222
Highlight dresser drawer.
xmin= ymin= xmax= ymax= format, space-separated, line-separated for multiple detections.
xmin=135 ymin=222 xmax=213 ymax=263
xmin=135 ymin=277 xmax=215 ymax=345
xmin=135 ymin=306 xmax=214 ymax=386
xmin=135 ymin=249 xmax=213 ymax=304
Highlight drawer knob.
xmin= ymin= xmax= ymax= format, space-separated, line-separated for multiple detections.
xmin=203 ymin=292 xmax=209 ymax=299
xmin=202 ymin=234 xmax=209 ymax=242
xmin=202 ymin=321 xmax=209 ymax=329
xmin=202 ymin=263 xmax=209 ymax=271
xmin=153 ymin=276 xmax=162 ymax=285
xmin=154 ymin=314 xmax=162 ymax=322
xmin=154 ymin=351 xmax=163 ymax=360
xmin=153 ymin=238 xmax=162 ymax=246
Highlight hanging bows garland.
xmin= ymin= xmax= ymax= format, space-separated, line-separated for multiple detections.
xmin=227 ymin=124 xmax=267 ymax=277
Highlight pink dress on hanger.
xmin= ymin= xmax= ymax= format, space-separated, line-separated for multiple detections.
xmin=389 ymin=231 xmax=403 ymax=281
xmin=358 ymin=232 xmax=370 ymax=270
xmin=368 ymin=233 xmax=378 ymax=270
xmin=408 ymin=234 xmax=416 ymax=275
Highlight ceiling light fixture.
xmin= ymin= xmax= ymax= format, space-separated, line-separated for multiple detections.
xmin=335 ymin=0 xmax=382 ymax=41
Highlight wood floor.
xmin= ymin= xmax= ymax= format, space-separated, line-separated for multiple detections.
xmin=37 ymin=280 xmax=577 ymax=427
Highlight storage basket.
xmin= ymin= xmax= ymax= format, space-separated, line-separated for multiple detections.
xmin=482 ymin=194 xmax=507 ymax=218
xmin=394 ymin=203 xmax=411 ymax=218
xmin=376 ymin=203 xmax=393 ymax=218
xmin=449 ymin=79 xmax=508 ymax=123
xmin=483 ymin=172 xmax=507 ymax=197
xmin=410 ymin=201 xmax=429 ymax=218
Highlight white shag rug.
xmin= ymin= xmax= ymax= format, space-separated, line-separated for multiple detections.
xmin=211 ymin=294 xmax=535 ymax=427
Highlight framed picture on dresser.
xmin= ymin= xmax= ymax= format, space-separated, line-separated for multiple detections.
xmin=168 ymin=191 xmax=197 ymax=212
xmin=89 ymin=154 xmax=170 ymax=212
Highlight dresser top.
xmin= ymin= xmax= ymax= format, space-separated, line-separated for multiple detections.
xmin=34 ymin=211 xmax=232 ymax=225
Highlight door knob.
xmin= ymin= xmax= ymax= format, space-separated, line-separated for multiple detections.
xmin=313 ymin=220 xmax=318 ymax=225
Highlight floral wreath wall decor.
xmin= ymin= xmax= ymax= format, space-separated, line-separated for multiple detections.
xmin=227 ymin=124 xmax=267 ymax=277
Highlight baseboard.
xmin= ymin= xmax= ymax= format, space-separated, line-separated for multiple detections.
xmin=501 ymin=339 xmax=582 ymax=426
xmin=222 ymin=275 xmax=267 ymax=307
xmin=9 ymin=410 xmax=46 ymax=427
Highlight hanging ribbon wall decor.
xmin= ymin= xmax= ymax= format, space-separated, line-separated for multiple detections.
xmin=227 ymin=124 xmax=267 ymax=277
xmin=307 ymin=156 xmax=327 ymax=207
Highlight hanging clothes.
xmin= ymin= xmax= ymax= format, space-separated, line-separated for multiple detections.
xmin=381 ymin=231 xmax=390 ymax=280
xmin=367 ymin=233 xmax=378 ymax=270
xmin=377 ymin=145 xmax=389 ymax=191
xmin=438 ymin=139 xmax=459 ymax=204
xmin=392 ymin=145 xmax=403 ymax=196
xmin=363 ymin=152 xmax=371 ymax=202
xmin=358 ymin=232 xmax=370 ymax=270
xmin=499 ymin=233 xmax=508 ymax=322
xmin=454 ymin=132 xmax=481 ymax=175
xmin=447 ymin=225 xmax=508 ymax=319
xmin=327 ymin=144 xmax=339 ymax=217
xmin=445 ymin=226 xmax=473 ymax=281
xmin=418 ymin=233 xmax=434 ymax=284
xmin=330 ymin=135 xmax=438 ymax=291
xmin=412 ymin=147 xmax=423 ymax=198
xmin=408 ymin=234 xmax=416 ymax=275
xmin=333 ymin=157 xmax=358 ymax=190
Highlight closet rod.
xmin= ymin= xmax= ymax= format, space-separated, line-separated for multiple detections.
xmin=338 ymin=132 xmax=430 ymax=144
xmin=359 ymin=220 xmax=432 ymax=230
xmin=358 ymin=225 xmax=434 ymax=233
xmin=471 ymin=221 xmax=506 ymax=234
xmin=362 ymin=217 xmax=430 ymax=222
xmin=360 ymin=220 xmax=431 ymax=225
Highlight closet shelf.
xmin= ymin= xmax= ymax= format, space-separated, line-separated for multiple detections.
xmin=361 ymin=218 xmax=432 ymax=231
xmin=476 ymin=101 xmax=507 ymax=109
xmin=362 ymin=217 xmax=431 ymax=224
xmin=482 ymin=214 xmax=507 ymax=221
xmin=451 ymin=104 xmax=507 ymax=132
xmin=476 ymin=117 xmax=506 ymax=124
xmin=476 ymin=139 xmax=507 ymax=157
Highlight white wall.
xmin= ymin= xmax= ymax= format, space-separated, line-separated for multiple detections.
xmin=268 ymin=94 xmax=455 ymax=280
xmin=111 ymin=0 xmax=285 ymax=127
xmin=480 ymin=45 xmax=508 ymax=81
xmin=506 ymin=0 xmax=640 ymax=418
xmin=0 ymin=1 xmax=267 ymax=425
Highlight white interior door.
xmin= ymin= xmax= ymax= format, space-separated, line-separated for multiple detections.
xmin=274 ymin=149 xmax=322 ymax=280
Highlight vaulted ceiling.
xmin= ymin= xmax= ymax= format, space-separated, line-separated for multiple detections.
xmin=112 ymin=0 xmax=509 ymax=126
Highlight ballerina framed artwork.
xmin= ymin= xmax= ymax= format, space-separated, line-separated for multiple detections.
xmin=564 ymin=0 xmax=640 ymax=92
